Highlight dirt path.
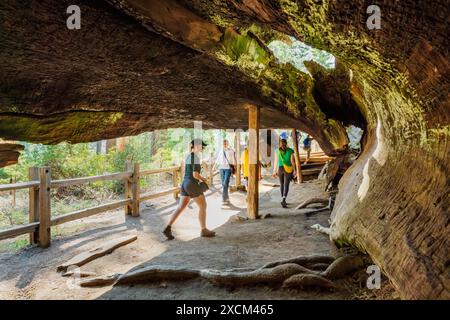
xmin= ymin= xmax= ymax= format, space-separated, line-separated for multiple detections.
xmin=0 ymin=179 xmax=389 ymax=300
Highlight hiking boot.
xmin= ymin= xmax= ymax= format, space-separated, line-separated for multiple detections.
xmin=281 ymin=199 xmax=288 ymax=208
xmin=163 ymin=226 xmax=175 ymax=240
xmin=201 ymin=228 xmax=216 ymax=238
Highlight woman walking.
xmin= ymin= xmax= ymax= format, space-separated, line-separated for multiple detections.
xmin=272 ymin=138 xmax=296 ymax=208
xmin=163 ymin=139 xmax=216 ymax=240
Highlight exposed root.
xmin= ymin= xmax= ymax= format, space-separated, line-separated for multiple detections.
xmin=295 ymin=197 xmax=335 ymax=217
xmin=260 ymin=254 xmax=335 ymax=269
xmin=116 ymin=265 xmax=201 ymax=285
xmin=84 ymin=254 xmax=368 ymax=291
xmin=311 ymin=224 xmax=331 ymax=235
xmin=282 ymin=274 xmax=335 ymax=290
xmin=295 ymin=198 xmax=329 ymax=210
xmin=79 ymin=273 xmax=121 ymax=287
xmin=200 ymin=263 xmax=314 ymax=286
xmin=62 ymin=270 xmax=97 ymax=278
xmin=321 ymin=255 xmax=365 ymax=280
xmin=309 ymin=263 xmax=331 ymax=271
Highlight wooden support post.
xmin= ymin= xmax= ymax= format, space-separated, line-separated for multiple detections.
xmin=125 ymin=161 xmax=133 ymax=216
xmin=172 ymin=168 xmax=179 ymax=199
xmin=292 ymin=129 xmax=303 ymax=183
xmin=38 ymin=167 xmax=51 ymax=248
xmin=29 ymin=167 xmax=39 ymax=244
xmin=10 ymin=177 xmax=16 ymax=207
xmin=131 ymin=163 xmax=140 ymax=217
xmin=247 ymin=105 xmax=260 ymax=219
xmin=117 ymin=137 xmax=126 ymax=152
xmin=235 ymin=131 xmax=241 ymax=187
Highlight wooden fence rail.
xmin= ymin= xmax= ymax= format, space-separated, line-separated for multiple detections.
xmin=0 ymin=162 xmax=186 ymax=247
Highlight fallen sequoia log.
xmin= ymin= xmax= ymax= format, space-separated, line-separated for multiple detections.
xmin=57 ymin=235 xmax=137 ymax=272
xmin=79 ymin=254 xmax=368 ymax=290
xmin=1 ymin=0 xmax=448 ymax=299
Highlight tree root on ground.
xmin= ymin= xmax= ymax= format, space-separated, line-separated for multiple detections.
xmin=295 ymin=198 xmax=329 ymax=210
xmin=77 ymin=254 xmax=368 ymax=291
xmin=311 ymin=224 xmax=331 ymax=235
xmin=296 ymin=196 xmax=336 ymax=217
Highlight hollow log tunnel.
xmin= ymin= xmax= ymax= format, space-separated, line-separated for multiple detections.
xmin=0 ymin=0 xmax=448 ymax=299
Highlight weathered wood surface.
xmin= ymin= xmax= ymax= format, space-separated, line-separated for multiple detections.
xmin=51 ymin=172 xmax=131 ymax=188
xmin=51 ymin=199 xmax=132 ymax=226
xmin=247 ymin=104 xmax=260 ymax=220
xmin=0 ymin=181 xmax=39 ymax=192
xmin=79 ymin=273 xmax=121 ymax=287
xmin=140 ymin=187 xmax=180 ymax=201
xmin=57 ymin=235 xmax=137 ymax=272
xmin=0 ymin=222 xmax=39 ymax=241
xmin=38 ymin=167 xmax=51 ymax=248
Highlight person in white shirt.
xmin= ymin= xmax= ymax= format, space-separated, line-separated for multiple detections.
xmin=214 ymin=139 xmax=236 ymax=204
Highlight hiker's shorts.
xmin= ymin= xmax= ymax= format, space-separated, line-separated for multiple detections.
xmin=180 ymin=179 xmax=203 ymax=198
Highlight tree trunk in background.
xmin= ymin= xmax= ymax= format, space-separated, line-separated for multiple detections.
xmin=96 ymin=141 xmax=103 ymax=154
xmin=149 ymin=131 xmax=158 ymax=156
xmin=117 ymin=137 xmax=126 ymax=152
xmin=106 ymin=139 xmax=116 ymax=153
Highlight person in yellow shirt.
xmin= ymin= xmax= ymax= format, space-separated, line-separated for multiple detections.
xmin=240 ymin=144 xmax=261 ymax=190
xmin=240 ymin=145 xmax=250 ymax=181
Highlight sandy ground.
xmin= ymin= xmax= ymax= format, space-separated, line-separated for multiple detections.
xmin=0 ymin=178 xmax=394 ymax=300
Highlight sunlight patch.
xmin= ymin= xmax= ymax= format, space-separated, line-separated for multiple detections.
xmin=268 ymin=36 xmax=335 ymax=75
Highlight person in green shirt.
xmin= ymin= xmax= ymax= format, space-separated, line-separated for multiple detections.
xmin=272 ymin=138 xmax=297 ymax=208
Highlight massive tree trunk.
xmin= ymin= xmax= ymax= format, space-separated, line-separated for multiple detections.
xmin=0 ymin=0 xmax=448 ymax=299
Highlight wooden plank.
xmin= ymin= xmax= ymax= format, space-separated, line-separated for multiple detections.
xmin=0 ymin=222 xmax=40 ymax=241
xmin=131 ymin=163 xmax=140 ymax=217
xmin=140 ymin=187 xmax=180 ymax=202
xmin=29 ymin=167 xmax=39 ymax=244
xmin=56 ymin=234 xmax=138 ymax=272
xmin=51 ymin=199 xmax=132 ymax=226
xmin=51 ymin=172 xmax=131 ymax=188
xmin=38 ymin=167 xmax=51 ymax=248
xmin=247 ymin=105 xmax=260 ymax=219
xmin=0 ymin=181 xmax=39 ymax=192
xmin=140 ymin=166 xmax=180 ymax=176
xmin=235 ymin=131 xmax=241 ymax=187
xmin=301 ymin=168 xmax=323 ymax=175
xmin=292 ymin=129 xmax=303 ymax=183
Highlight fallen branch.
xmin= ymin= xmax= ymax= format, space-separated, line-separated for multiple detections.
xmin=57 ymin=234 xmax=137 ymax=272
